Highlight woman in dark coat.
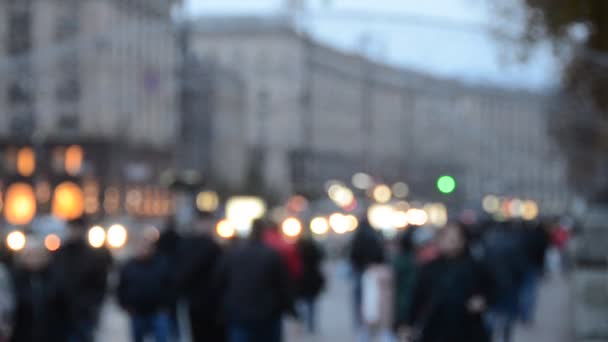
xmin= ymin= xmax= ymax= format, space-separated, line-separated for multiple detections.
xmin=295 ymin=235 xmax=325 ymax=333
xmin=405 ymin=223 xmax=492 ymax=342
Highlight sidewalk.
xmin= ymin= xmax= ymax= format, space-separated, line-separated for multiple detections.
xmin=97 ymin=263 xmax=573 ymax=342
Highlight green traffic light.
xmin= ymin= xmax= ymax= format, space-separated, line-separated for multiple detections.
xmin=437 ymin=175 xmax=456 ymax=194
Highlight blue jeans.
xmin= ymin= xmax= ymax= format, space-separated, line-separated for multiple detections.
xmin=519 ymin=271 xmax=539 ymax=323
xmin=228 ymin=319 xmax=282 ymax=342
xmin=131 ymin=312 xmax=171 ymax=342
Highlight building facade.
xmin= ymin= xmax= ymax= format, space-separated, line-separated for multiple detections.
xmin=0 ymin=0 xmax=180 ymax=219
xmin=192 ymin=15 xmax=570 ymax=211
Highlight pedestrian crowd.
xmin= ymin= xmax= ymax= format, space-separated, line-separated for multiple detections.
xmin=351 ymin=217 xmax=570 ymax=342
xmin=0 ymin=210 xmax=571 ymax=342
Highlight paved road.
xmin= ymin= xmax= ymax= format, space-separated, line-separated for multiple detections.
xmin=97 ymin=262 xmax=573 ymax=342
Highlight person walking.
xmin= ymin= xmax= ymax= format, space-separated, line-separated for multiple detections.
xmin=12 ymin=238 xmax=66 ymax=342
xmin=51 ymin=218 xmax=112 ymax=342
xmin=393 ymin=231 xmax=417 ymax=337
xmin=295 ymin=233 xmax=325 ymax=334
xmin=117 ymin=235 xmax=172 ymax=342
xmin=175 ymin=212 xmax=225 ymax=341
xmin=349 ymin=219 xmax=385 ymax=328
xmin=216 ymin=219 xmax=295 ymax=342
xmin=405 ymin=223 xmax=492 ymax=342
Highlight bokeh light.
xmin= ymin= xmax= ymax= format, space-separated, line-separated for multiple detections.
xmin=44 ymin=234 xmax=62 ymax=252
xmin=17 ymin=147 xmax=35 ymax=177
xmin=522 ymin=200 xmax=539 ymax=221
xmin=4 ymin=183 xmax=37 ymax=226
xmin=372 ymin=184 xmax=392 ymax=203
xmin=392 ymin=182 xmax=410 ymax=199
xmin=216 ymin=219 xmax=236 ymax=239
xmin=226 ymin=196 xmax=266 ymax=236
xmin=329 ymin=213 xmax=349 ymax=234
xmin=282 ymin=217 xmax=302 ymax=238
xmin=310 ymin=217 xmax=330 ymax=235
xmin=367 ymin=204 xmax=394 ymax=229
xmin=437 ymin=176 xmax=456 ymax=194
xmin=482 ymin=195 xmax=500 ymax=213
xmin=107 ymin=224 xmax=128 ymax=249
xmin=406 ymin=208 xmax=428 ymax=226
xmin=88 ymin=226 xmax=106 ymax=248
xmin=52 ymin=182 xmax=85 ymax=221
xmin=352 ymin=173 xmax=373 ymax=190
xmin=7 ymin=231 xmax=26 ymax=252
xmin=196 ymin=190 xmax=219 ymax=212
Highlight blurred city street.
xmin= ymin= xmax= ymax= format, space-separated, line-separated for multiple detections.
xmin=97 ymin=262 xmax=573 ymax=342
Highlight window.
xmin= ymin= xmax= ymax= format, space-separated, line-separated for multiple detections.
xmin=57 ymin=114 xmax=80 ymax=131
xmin=7 ymin=9 xmax=32 ymax=54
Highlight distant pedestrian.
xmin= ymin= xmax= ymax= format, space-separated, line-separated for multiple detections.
xmin=176 ymin=212 xmax=225 ymax=341
xmin=295 ymin=233 xmax=325 ymax=334
xmin=216 ymin=219 xmax=295 ymax=342
xmin=118 ymin=235 xmax=172 ymax=342
xmin=349 ymin=219 xmax=384 ymax=328
xmin=405 ymin=223 xmax=492 ymax=342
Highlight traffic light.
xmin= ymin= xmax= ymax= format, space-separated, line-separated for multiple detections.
xmin=437 ymin=175 xmax=456 ymax=194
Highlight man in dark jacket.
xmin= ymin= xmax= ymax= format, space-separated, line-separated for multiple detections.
xmin=295 ymin=234 xmax=325 ymax=333
xmin=12 ymin=239 xmax=67 ymax=342
xmin=175 ymin=212 xmax=225 ymax=342
xmin=51 ymin=218 xmax=111 ymax=342
xmin=118 ymin=235 xmax=172 ymax=342
xmin=216 ymin=219 xmax=294 ymax=342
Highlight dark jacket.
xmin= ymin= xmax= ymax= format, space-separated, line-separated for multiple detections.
xmin=296 ymin=237 xmax=325 ymax=299
xmin=175 ymin=235 xmax=223 ymax=316
xmin=117 ymin=255 xmax=172 ymax=315
xmin=349 ymin=223 xmax=384 ymax=273
xmin=11 ymin=267 xmax=68 ymax=342
xmin=216 ymin=241 xmax=294 ymax=323
xmin=407 ymin=256 xmax=492 ymax=342
xmin=393 ymin=252 xmax=417 ymax=329
xmin=51 ymin=239 xmax=111 ymax=324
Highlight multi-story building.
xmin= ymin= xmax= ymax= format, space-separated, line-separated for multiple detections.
xmin=0 ymin=0 xmax=180 ymax=219
xmin=192 ymin=15 xmax=570 ymax=211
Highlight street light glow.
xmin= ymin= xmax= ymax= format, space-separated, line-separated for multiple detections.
xmin=310 ymin=217 xmax=329 ymax=235
xmin=88 ymin=226 xmax=106 ymax=248
xmin=282 ymin=217 xmax=302 ymax=238
xmin=372 ymin=184 xmax=392 ymax=203
xmin=107 ymin=224 xmax=128 ymax=249
xmin=6 ymin=231 xmax=26 ymax=252
xmin=44 ymin=234 xmax=62 ymax=252
xmin=216 ymin=219 xmax=236 ymax=239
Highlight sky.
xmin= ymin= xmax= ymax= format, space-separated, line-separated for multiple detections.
xmin=185 ymin=0 xmax=561 ymax=90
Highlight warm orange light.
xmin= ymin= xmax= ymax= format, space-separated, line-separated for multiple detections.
xmin=4 ymin=183 xmax=37 ymax=225
xmin=52 ymin=182 xmax=84 ymax=220
xmin=65 ymin=145 xmax=84 ymax=176
xmin=44 ymin=234 xmax=62 ymax=252
xmin=17 ymin=147 xmax=35 ymax=177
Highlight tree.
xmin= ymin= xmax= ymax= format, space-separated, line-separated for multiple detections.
xmin=511 ymin=0 xmax=608 ymax=199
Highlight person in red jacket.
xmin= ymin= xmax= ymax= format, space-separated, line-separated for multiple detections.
xmin=262 ymin=220 xmax=303 ymax=282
